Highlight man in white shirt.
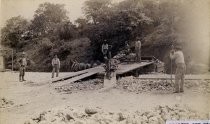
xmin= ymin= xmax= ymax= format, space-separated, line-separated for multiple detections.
xmin=135 ymin=40 xmax=141 ymax=62
xmin=52 ymin=55 xmax=60 ymax=78
xmin=18 ymin=52 xmax=27 ymax=82
xmin=170 ymin=45 xmax=186 ymax=93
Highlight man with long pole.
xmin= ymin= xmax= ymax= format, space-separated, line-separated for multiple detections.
xmin=170 ymin=45 xmax=174 ymax=83
xmin=170 ymin=44 xmax=186 ymax=93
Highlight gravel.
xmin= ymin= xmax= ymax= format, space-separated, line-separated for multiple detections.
xmin=55 ymin=79 xmax=103 ymax=93
xmin=116 ymin=76 xmax=210 ymax=93
xmin=24 ymin=104 xmax=208 ymax=124
xmin=55 ymin=76 xmax=210 ymax=94
xmin=0 ymin=97 xmax=14 ymax=109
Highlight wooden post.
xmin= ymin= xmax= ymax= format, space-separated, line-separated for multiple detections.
xmin=170 ymin=58 xmax=172 ymax=83
xmin=12 ymin=49 xmax=14 ymax=72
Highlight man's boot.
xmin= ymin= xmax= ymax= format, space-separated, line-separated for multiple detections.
xmin=180 ymin=78 xmax=184 ymax=92
xmin=22 ymin=76 xmax=26 ymax=81
xmin=19 ymin=76 xmax=22 ymax=82
xmin=173 ymin=84 xmax=179 ymax=93
xmin=180 ymin=87 xmax=184 ymax=92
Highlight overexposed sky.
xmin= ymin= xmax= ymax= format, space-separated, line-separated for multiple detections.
xmin=0 ymin=0 xmax=123 ymax=28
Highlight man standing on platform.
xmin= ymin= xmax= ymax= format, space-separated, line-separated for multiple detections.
xmin=170 ymin=44 xmax=186 ymax=93
xmin=102 ymin=40 xmax=113 ymax=79
xmin=52 ymin=54 xmax=60 ymax=78
xmin=102 ymin=40 xmax=109 ymax=60
xmin=135 ymin=38 xmax=141 ymax=63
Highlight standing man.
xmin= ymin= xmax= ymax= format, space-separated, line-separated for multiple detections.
xmin=18 ymin=52 xmax=27 ymax=82
xmin=170 ymin=45 xmax=186 ymax=93
xmin=125 ymin=41 xmax=130 ymax=55
xmin=52 ymin=55 xmax=60 ymax=78
xmin=135 ymin=38 xmax=141 ymax=62
xmin=101 ymin=40 xmax=112 ymax=79
xmin=102 ymin=40 xmax=109 ymax=59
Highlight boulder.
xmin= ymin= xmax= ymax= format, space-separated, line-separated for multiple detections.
xmin=85 ymin=108 xmax=98 ymax=115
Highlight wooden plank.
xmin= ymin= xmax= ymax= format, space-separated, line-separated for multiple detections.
xmin=51 ymin=71 xmax=87 ymax=83
xmin=116 ymin=62 xmax=154 ymax=75
xmin=52 ymin=66 xmax=105 ymax=87
xmin=50 ymin=66 xmax=104 ymax=83
xmin=53 ymin=70 xmax=104 ymax=87
xmin=52 ymin=72 xmax=98 ymax=87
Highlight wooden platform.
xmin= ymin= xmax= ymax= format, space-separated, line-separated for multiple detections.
xmin=116 ymin=61 xmax=154 ymax=75
xmin=51 ymin=61 xmax=156 ymax=87
xmin=51 ymin=66 xmax=104 ymax=87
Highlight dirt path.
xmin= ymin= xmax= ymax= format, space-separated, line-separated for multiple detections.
xmin=0 ymin=72 xmax=209 ymax=124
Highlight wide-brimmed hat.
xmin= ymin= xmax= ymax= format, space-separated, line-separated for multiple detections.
xmin=174 ymin=45 xmax=182 ymax=50
xmin=22 ymin=52 xmax=26 ymax=55
xmin=136 ymin=37 xmax=141 ymax=40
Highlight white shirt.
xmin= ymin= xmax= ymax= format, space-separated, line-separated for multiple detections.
xmin=170 ymin=50 xmax=185 ymax=64
xmin=135 ymin=41 xmax=141 ymax=50
xmin=19 ymin=57 xmax=27 ymax=66
xmin=52 ymin=58 xmax=60 ymax=67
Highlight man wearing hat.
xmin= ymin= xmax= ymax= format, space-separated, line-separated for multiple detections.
xmin=51 ymin=54 xmax=60 ymax=78
xmin=102 ymin=40 xmax=109 ymax=59
xmin=18 ymin=52 xmax=27 ymax=82
xmin=170 ymin=44 xmax=186 ymax=93
xmin=135 ymin=38 xmax=141 ymax=63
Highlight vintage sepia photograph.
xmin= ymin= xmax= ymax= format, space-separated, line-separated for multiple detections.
xmin=0 ymin=0 xmax=210 ymax=124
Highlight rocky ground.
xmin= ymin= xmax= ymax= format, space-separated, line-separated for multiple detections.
xmin=55 ymin=76 xmax=210 ymax=94
xmin=0 ymin=72 xmax=209 ymax=124
xmin=55 ymin=79 xmax=104 ymax=94
xmin=24 ymin=104 xmax=208 ymax=124
xmin=0 ymin=97 xmax=14 ymax=109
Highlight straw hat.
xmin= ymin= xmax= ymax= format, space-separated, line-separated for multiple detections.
xmin=174 ymin=45 xmax=182 ymax=50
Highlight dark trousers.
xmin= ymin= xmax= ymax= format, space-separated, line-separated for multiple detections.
xmin=52 ymin=65 xmax=59 ymax=78
xmin=19 ymin=66 xmax=26 ymax=81
xmin=135 ymin=49 xmax=141 ymax=62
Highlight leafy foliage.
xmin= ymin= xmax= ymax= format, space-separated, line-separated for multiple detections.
xmin=1 ymin=16 xmax=29 ymax=50
xmin=30 ymin=2 xmax=69 ymax=37
xmin=1 ymin=0 xmax=205 ymax=72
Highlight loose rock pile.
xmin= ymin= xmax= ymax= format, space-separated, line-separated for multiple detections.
xmin=55 ymin=76 xmax=210 ymax=94
xmin=116 ymin=77 xmax=210 ymax=93
xmin=0 ymin=97 xmax=14 ymax=108
xmin=24 ymin=104 xmax=208 ymax=124
xmin=55 ymin=79 xmax=103 ymax=93
xmin=185 ymin=80 xmax=210 ymax=93
xmin=116 ymin=77 xmax=174 ymax=93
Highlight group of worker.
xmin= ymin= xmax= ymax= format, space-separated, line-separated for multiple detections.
xmin=101 ymin=38 xmax=186 ymax=93
xmin=18 ymin=38 xmax=185 ymax=93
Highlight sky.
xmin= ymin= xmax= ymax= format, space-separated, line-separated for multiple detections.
xmin=0 ymin=0 xmax=123 ymax=28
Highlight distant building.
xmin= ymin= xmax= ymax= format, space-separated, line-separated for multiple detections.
xmin=0 ymin=45 xmax=12 ymax=72
xmin=0 ymin=47 xmax=5 ymax=72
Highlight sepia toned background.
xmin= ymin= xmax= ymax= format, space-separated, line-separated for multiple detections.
xmin=0 ymin=0 xmax=210 ymax=72
xmin=0 ymin=0 xmax=210 ymax=124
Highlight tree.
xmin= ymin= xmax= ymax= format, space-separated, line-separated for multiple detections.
xmin=83 ymin=0 xmax=112 ymax=24
xmin=31 ymin=2 xmax=69 ymax=36
xmin=75 ymin=18 xmax=89 ymax=36
xmin=1 ymin=16 xmax=29 ymax=50
xmin=58 ymin=21 xmax=78 ymax=40
xmin=82 ymin=0 xmax=153 ymax=60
